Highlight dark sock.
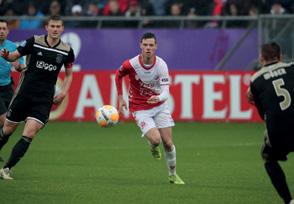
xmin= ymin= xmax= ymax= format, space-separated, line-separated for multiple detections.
xmin=4 ymin=136 xmax=32 ymax=169
xmin=264 ymin=161 xmax=292 ymax=204
xmin=0 ymin=128 xmax=12 ymax=151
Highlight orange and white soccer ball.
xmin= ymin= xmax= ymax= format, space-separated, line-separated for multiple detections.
xmin=96 ymin=105 xmax=119 ymax=127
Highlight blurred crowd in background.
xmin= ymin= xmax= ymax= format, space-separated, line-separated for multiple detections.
xmin=0 ymin=0 xmax=293 ymax=29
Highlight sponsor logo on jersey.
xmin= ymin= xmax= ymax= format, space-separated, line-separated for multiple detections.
xmin=37 ymin=51 xmax=43 ymax=56
xmin=161 ymin=77 xmax=169 ymax=82
xmin=36 ymin=60 xmax=57 ymax=71
xmin=56 ymin=54 xmax=63 ymax=63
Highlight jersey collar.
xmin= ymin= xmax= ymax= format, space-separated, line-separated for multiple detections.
xmin=45 ymin=35 xmax=61 ymax=48
xmin=139 ymin=55 xmax=156 ymax=70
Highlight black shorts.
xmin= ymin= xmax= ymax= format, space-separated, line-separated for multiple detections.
xmin=7 ymin=93 xmax=53 ymax=125
xmin=261 ymin=142 xmax=292 ymax=161
xmin=261 ymin=115 xmax=294 ymax=161
xmin=0 ymin=84 xmax=14 ymax=115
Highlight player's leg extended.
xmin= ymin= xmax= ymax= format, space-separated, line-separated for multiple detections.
xmin=160 ymin=127 xmax=184 ymax=184
xmin=133 ymin=110 xmax=162 ymax=160
xmin=0 ymin=120 xmax=19 ymax=179
xmin=145 ymin=128 xmax=162 ymax=160
xmin=261 ymin=144 xmax=292 ymax=204
xmin=1 ymin=119 xmax=43 ymax=180
xmin=0 ymin=119 xmax=19 ymax=153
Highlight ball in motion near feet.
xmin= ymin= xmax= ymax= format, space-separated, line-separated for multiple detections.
xmin=96 ymin=105 xmax=119 ymax=127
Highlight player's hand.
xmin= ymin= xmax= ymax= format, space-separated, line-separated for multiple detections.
xmin=11 ymin=61 xmax=25 ymax=72
xmin=118 ymin=95 xmax=127 ymax=114
xmin=53 ymin=92 xmax=66 ymax=105
xmin=147 ymin=95 xmax=160 ymax=104
xmin=246 ymin=88 xmax=255 ymax=105
xmin=0 ymin=48 xmax=9 ymax=59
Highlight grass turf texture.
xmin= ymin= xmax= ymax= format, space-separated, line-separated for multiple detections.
xmin=0 ymin=122 xmax=293 ymax=204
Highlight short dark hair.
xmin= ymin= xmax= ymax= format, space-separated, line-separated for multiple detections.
xmin=261 ymin=42 xmax=281 ymax=61
xmin=0 ymin=20 xmax=8 ymax=25
xmin=46 ymin=15 xmax=64 ymax=25
xmin=141 ymin=32 xmax=157 ymax=43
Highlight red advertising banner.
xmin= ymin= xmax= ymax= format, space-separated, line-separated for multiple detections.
xmin=12 ymin=71 xmax=261 ymax=122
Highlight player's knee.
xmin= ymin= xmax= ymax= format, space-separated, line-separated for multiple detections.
xmin=149 ymin=136 xmax=161 ymax=146
xmin=261 ymin=151 xmax=270 ymax=162
xmin=163 ymin=141 xmax=173 ymax=151
xmin=2 ymin=126 xmax=15 ymax=137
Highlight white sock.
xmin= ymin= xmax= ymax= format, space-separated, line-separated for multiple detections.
xmin=165 ymin=145 xmax=176 ymax=176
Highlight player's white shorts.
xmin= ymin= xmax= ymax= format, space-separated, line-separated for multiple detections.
xmin=132 ymin=102 xmax=175 ymax=137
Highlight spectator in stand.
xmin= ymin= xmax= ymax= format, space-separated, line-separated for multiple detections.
xmin=125 ymin=0 xmax=140 ymax=17
xmin=222 ymin=2 xmax=245 ymax=28
xmin=271 ymin=2 xmax=287 ymax=15
xmin=0 ymin=0 xmax=10 ymax=16
xmin=85 ymin=3 xmax=100 ymax=28
xmin=102 ymin=0 xmax=125 ymax=28
xmin=182 ymin=0 xmax=214 ymax=27
xmin=125 ymin=0 xmax=141 ymax=28
xmin=165 ymin=2 xmax=183 ymax=28
xmin=48 ymin=0 xmax=63 ymax=16
xmin=205 ymin=0 xmax=223 ymax=28
xmin=182 ymin=0 xmax=214 ymax=16
xmin=19 ymin=2 xmax=44 ymax=29
xmin=4 ymin=7 xmax=20 ymax=29
xmin=249 ymin=5 xmax=259 ymax=16
xmin=11 ymin=0 xmax=27 ymax=15
xmin=245 ymin=4 xmax=259 ymax=28
xmin=148 ymin=0 xmax=170 ymax=16
xmin=65 ymin=4 xmax=84 ymax=28
xmin=103 ymin=0 xmax=128 ymax=15
xmin=141 ymin=0 xmax=154 ymax=16
xmin=140 ymin=0 xmax=156 ymax=28
xmin=86 ymin=2 xmax=100 ymax=16
xmin=185 ymin=7 xmax=199 ymax=28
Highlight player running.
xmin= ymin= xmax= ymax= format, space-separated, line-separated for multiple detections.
xmin=115 ymin=32 xmax=184 ymax=184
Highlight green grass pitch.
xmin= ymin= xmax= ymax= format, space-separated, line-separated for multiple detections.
xmin=0 ymin=122 xmax=293 ymax=204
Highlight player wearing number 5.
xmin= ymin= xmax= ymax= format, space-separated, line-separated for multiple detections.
xmin=247 ymin=42 xmax=294 ymax=204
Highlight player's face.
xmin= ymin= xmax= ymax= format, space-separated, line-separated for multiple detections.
xmin=46 ymin=20 xmax=64 ymax=40
xmin=140 ymin=38 xmax=157 ymax=59
xmin=0 ymin=22 xmax=9 ymax=42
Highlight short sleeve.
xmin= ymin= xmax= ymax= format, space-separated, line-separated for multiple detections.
xmin=64 ymin=48 xmax=75 ymax=69
xmin=17 ymin=37 xmax=34 ymax=56
xmin=159 ymin=60 xmax=170 ymax=85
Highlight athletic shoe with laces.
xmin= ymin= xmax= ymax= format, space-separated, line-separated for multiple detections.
xmin=0 ymin=168 xmax=13 ymax=180
xmin=150 ymin=146 xmax=161 ymax=160
xmin=169 ymin=174 xmax=185 ymax=184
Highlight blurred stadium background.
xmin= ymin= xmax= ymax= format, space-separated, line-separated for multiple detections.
xmin=0 ymin=0 xmax=294 ymax=204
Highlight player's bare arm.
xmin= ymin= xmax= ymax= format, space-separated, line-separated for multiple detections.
xmin=118 ymin=95 xmax=127 ymax=114
xmin=0 ymin=49 xmax=21 ymax=62
xmin=53 ymin=67 xmax=73 ymax=105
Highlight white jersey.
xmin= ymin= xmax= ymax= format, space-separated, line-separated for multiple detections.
xmin=116 ymin=55 xmax=170 ymax=112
